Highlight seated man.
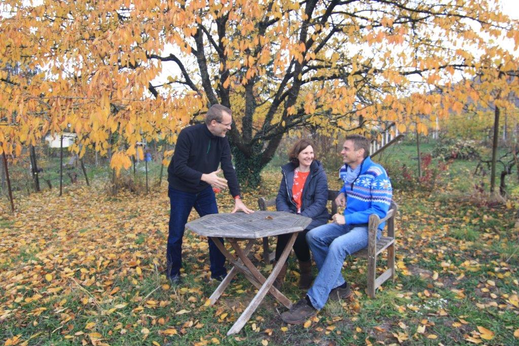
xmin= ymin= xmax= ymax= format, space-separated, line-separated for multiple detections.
xmin=281 ymin=134 xmax=393 ymax=324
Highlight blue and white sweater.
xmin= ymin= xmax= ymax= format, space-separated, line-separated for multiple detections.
xmin=339 ymin=157 xmax=393 ymax=230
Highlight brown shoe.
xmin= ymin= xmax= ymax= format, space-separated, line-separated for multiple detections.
xmin=298 ymin=260 xmax=313 ymax=289
xmin=273 ymin=261 xmax=288 ymax=289
xmin=328 ymin=282 xmax=353 ymax=302
xmin=281 ymin=298 xmax=317 ymax=325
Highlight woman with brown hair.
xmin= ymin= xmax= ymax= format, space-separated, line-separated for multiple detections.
xmin=274 ymin=139 xmax=329 ymax=289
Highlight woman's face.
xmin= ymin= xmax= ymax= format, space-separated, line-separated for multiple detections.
xmin=297 ymin=145 xmax=314 ymax=169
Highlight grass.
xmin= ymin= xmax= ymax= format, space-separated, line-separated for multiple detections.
xmin=1 ymin=138 xmax=518 ymax=345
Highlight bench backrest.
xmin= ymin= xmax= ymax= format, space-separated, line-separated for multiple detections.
xmin=258 ymin=190 xmax=396 ymax=231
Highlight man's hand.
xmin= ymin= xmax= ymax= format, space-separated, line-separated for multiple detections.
xmin=332 ymin=213 xmax=346 ymax=225
xmin=232 ymin=198 xmax=254 ymax=214
xmin=335 ymin=192 xmax=346 ymax=208
xmin=201 ymin=169 xmax=228 ymax=190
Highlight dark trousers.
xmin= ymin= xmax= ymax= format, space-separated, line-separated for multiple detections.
xmin=167 ymin=185 xmax=226 ymax=278
xmin=275 ymin=229 xmax=311 ymax=262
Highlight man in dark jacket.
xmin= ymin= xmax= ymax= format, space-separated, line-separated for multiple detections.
xmin=166 ymin=104 xmax=253 ymax=285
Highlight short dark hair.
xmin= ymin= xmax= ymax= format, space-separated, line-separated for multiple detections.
xmin=288 ymin=139 xmax=315 ymax=166
xmin=345 ymin=134 xmax=370 ymax=158
xmin=205 ymin=104 xmax=232 ymax=125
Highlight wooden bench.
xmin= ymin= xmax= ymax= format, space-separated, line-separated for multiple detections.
xmin=257 ymin=190 xmax=397 ymax=298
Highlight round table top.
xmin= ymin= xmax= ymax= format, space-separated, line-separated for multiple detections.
xmin=185 ymin=211 xmax=312 ymax=239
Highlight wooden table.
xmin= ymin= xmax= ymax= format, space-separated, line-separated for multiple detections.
xmin=186 ymin=211 xmax=311 ymax=335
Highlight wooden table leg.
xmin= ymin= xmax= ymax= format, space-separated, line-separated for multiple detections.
xmin=227 ymin=232 xmax=298 ymax=335
xmin=208 ymin=238 xmax=255 ymax=305
xmin=229 ymin=239 xmax=292 ymax=308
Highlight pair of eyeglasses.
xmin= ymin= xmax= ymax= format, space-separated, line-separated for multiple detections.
xmin=216 ymin=120 xmax=232 ymax=127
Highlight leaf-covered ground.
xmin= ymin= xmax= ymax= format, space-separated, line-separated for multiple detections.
xmin=1 ymin=174 xmax=518 ymax=346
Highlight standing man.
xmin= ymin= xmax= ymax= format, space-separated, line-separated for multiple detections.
xmin=281 ymin=134 xmax=392 ymax=324
xmin=167 ymin=104 xmax=253 ymax=285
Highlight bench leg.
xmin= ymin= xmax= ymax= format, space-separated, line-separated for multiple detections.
xmin=388 ymin=242 xmax=396 ymax=281
xmin=367 ymin=254 xmax=376 ymax=298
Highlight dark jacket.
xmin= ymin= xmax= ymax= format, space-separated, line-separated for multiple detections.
xmin=167 ymin=124 xmax=240 ymax=197
xmin=275 ymin=160 xmax=329 ymax=230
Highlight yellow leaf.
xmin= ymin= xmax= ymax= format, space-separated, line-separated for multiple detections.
xmin=5 ymin=335 xmax=22 ymax=346
xmin=280 ymin=327 xmax=288 ymax=332
xmin=162 ymin=328 xmax=178 ymax=335
xmin=85 ymin=322 xmax=96 ymax=330
xmin=261 ymin=340 xmax=268 ymax=346
xmin=141 ymin=328 xmax=150 ymax=334
xmin=514 ymin=329 xmax=519 ymax=338
xmin=176 ymin=309 xmax=190 ymax=315
xmin=303 ymin=320 xmax=312 ymax=328
xmin=477 ymin=326 xmax=494 ymax=340
xmin=137 ymin=146 xmax=144 ymax=161
xmin=136 ymin=267 xmax=142 ymax=275
xmin=507 ymin=294 xmax=519 ymax=307
xmin=223 ymin=77 xmax=230 ymax=89
xmin=465 ymin=336 xmax=482 ymax=344
xmin=45 ymin=274 xmax=52 ymax=282
xmin=204 ymin=299 xmax=211 ymax=306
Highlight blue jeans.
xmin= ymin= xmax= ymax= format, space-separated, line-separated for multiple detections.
xmin=167 ymin=185 xmax=226 ymax=279
xmin=306 ymin=222 xmax=378 ymax=310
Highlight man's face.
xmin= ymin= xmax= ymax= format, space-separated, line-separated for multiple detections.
xmin=341 ymin=140 xmax=364 ymax=166
xmin=209 ymin=111 xmax=232 ymax=137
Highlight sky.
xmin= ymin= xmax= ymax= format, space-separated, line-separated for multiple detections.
xmin=501 ymin=0 xmax=519 ymax=19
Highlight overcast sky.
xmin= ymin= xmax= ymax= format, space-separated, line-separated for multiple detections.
xmin=502 ymin=0 xmax=518 ymax=19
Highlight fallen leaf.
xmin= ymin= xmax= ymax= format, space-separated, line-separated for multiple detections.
xmin=477 ymin=326 xmax=494 ymax=340
xmin=162 ymin=328 xmax=178 ymax=335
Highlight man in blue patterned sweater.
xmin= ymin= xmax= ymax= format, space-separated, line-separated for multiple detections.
xmin=281 ymin=134 xmax=393 ymax=324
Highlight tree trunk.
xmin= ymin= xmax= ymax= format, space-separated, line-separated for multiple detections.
xmin=490 ymin=105 xmax=500 ymax=193
xmin=29 ymin=145 xmax=41 ymax=192
xmin=499 ymin=170 xmax=507 ymax=197
xmin=2 ymin=152 xmax=15 ymax=212
xmin=132 ymin=155 xmax=136 ymax=180
xmin=112 ymin=168 xmax=117 ymax=195
xmin=231 ymin=147 xmax=267 ymax=190
xmin=80 ymin=158 xmax=90 ymax=186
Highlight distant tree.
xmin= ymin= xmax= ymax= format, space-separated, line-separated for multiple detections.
xmin=1 ymin=0 xmax=518 ymax=187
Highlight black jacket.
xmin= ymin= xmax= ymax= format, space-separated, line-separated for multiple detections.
xmin=167 ymin=124 xmax=240 ymax=197
xmin=275 ymin=160 xmax=329 ymax=230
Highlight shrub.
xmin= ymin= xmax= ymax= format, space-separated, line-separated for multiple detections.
xmin=432 ymin=138 xmax=482 ymax=160
xmin=385 ymin=154 xmax=451 ymax=192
